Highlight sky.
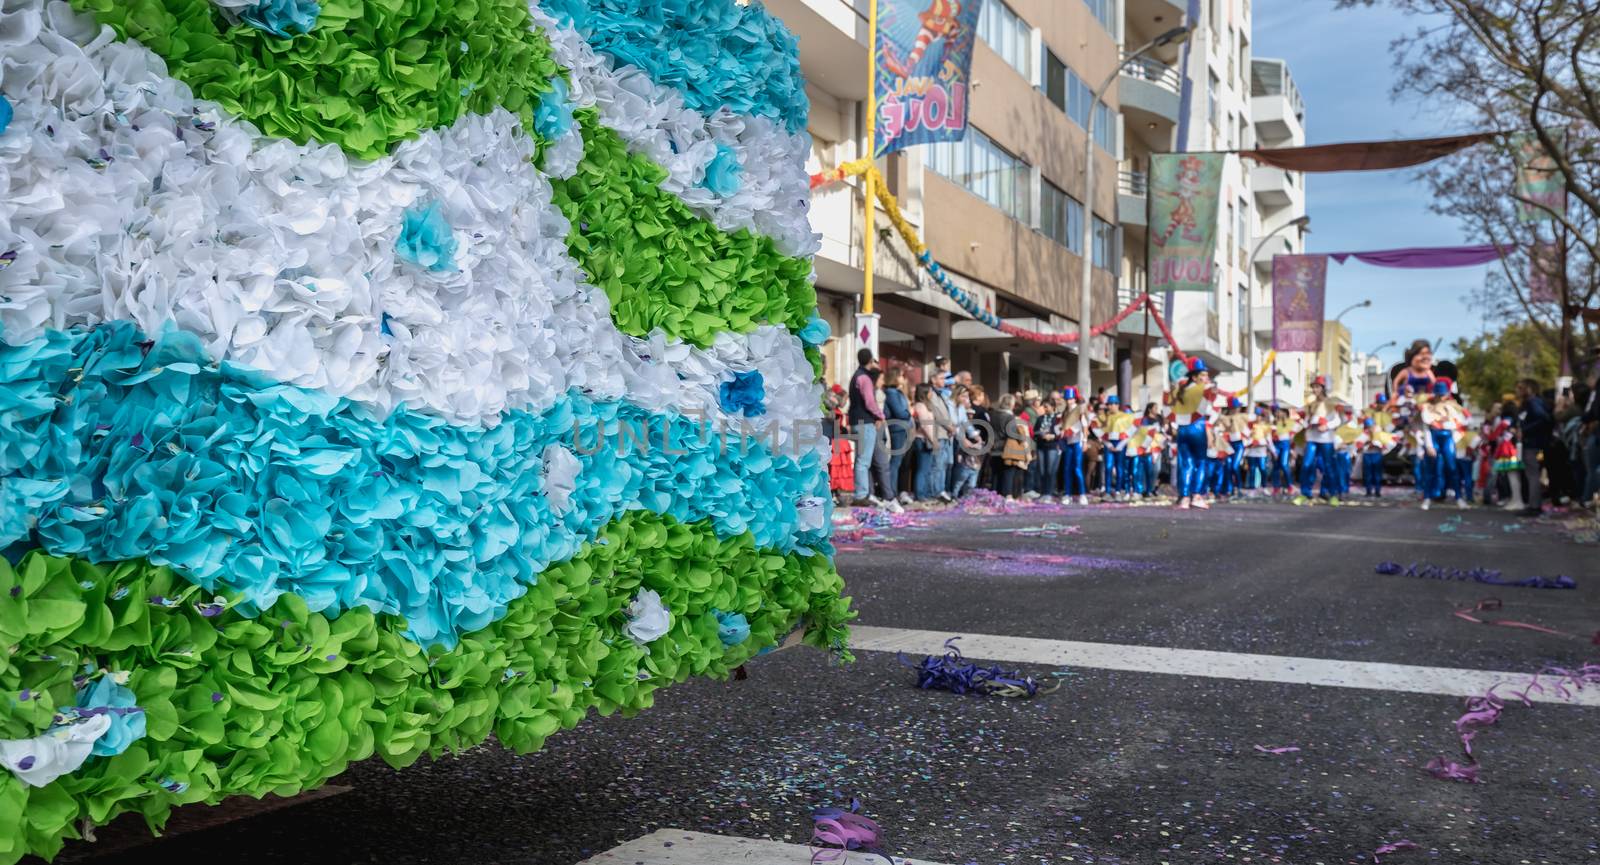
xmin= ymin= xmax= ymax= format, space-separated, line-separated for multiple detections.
xmin=1253 ymin=1 xmax=1493 ymax=372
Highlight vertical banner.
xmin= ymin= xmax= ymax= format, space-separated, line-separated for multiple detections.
xmin=1527 ymin=241 xmax=1561 ymax=303
xmin=874 ymin=0 xmax=985 ymax=157
xmin=1514 ymin=131 xmax=1567 ymax=222
xmin=1149 ymin=153 xmax=1226 ymax=292
xmin=1271 ymin=254 xmax=1328 ymax=352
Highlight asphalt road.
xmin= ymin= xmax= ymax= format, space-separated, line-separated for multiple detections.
xmin=53 ymin=498 xmax=1600 ymax=865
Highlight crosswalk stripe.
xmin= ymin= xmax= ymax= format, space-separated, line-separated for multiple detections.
xmin=847 ymin=626 xmax=1600 ymax=706
xmin=576 ymin=829 xmax=950 ymax=864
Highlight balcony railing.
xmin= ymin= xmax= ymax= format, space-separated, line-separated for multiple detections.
xmin=1120 ymin=53 xmax=1182 ymax=93
xmin=1117 ymin=169 xmax=1149 ymax=198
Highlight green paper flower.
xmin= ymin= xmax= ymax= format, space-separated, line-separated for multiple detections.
xmin=70 ymin=0 xmax=562 ymax=160
xmin=0 ymin=512 xmax=851 ymax=864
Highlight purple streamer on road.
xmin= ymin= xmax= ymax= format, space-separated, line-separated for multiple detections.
xmin=811 ymin=802 xmax=893 ymax=864
xmin=1372 ymin=839 xmax=1420 ymax=862
xmin=1426 ymin=663 xmax=1600 ymax=784
xmin=899 ymin=637 xmax=1061 ymax=698
xmin=1374 ymin=561 xmax=1575 ymax=589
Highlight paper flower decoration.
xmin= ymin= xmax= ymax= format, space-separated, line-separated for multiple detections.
xmin=0 ymin=96 xmax=11 ymax=135
xmin=799 ymin=312 xmax=831 ymax=347
xmin=0 ymin=1 xmax=849 ymax=859
xmin=396 ymin=202 xmax=459 ymax=272
xmin=714 ymin=610 xmax=751 ymax=647
xmin=238 ymin=0 xmax=322 ymax=37
xmin=624 ymin=589 xmax=673 ymax=644
xmin=719 ymin=370 xmax=768 ymax=417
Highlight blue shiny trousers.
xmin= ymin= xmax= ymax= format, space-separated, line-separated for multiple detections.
xmin=1130 ymin=454 xmax=1153 ymax=495
xmin=1245 ymin=455 xmax=1267 ymax=489
xmin=1219 ymin=444 xmax=1244 ymax=496
xmin=1426 ymin=429 xmax=1458 ymax=500
xmin=1456 ymin=456 xmax=1474 ymax=501
xmin=1300 ymin=441 xmax=1337 ymax=498
xmin=1175 ymin=421 xmax=1209 ymax=498
xmin=1363 ymin=451 xmax=1385 ymax=496
xmin=1270 ymin=441 xmax=1294 ymax=490
xmin=1062 ymin=442 xmax=1088 ymax=496
xmin=1104 ymin=447 xmax=1127 ymax=495
xmin=1334 ymin=450 xmax=1352 ymax=496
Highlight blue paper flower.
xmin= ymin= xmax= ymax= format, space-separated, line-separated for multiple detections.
xmin=702 ymin=145 xmax=743 ymax=197
xmin=239 ymin=0 xmax=321 ymax=38
xmin=714 ymin=610 xmax=750 ymax=647
xmin=396 ymin=202 xmax=458 ymax=272
xmin=798 ymin=312 xmax=831 ymax=347
xmin=76 ymin=676 xmax=145 ymax=758
xmin=535 ymin=77 xmax=575 ymax=140
xmin=0 ymin=95 xmax=12 ymax=136
xmin=718 ymin=370 xmax=767 ymax=418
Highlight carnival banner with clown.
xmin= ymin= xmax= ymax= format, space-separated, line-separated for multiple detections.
xmin=1149 ymin=153 xmax=1226 ymax=292
xmin=874 ymin=0 xmax=985 ymax=156
xmin=0 ymin=1 xmax=851 ymax=861
xmin=1271 ymin=254 xmax=1329 ymax=353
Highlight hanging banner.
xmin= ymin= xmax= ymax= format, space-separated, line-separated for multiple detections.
xmin=1272 ymin=254 xmax=1328 ymax=352
xmin=1149 ymin=153 xmax=1226 ymax=292
xmin=1514 ymin=131 xmax=1566 ymax=222
xmin=874 ymin=0 xmax=985 ymax=157
xmin=1527 ymin=241 xmax=1561 ymax=303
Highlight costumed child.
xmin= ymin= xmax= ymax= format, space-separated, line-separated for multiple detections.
xmin=1295 ymin=375 xmax=1343 ymax=505
xmin=1419 ymin=377 xmax=1467 ymax=511
xmin=1333 ymin=406 xmax=1361 ymax=500
xmin=1269 ymin=405 xmax=1300 ymax=496
xmin=1101 ymin=396 xmax=1135 ymax=501
xmin=1127 ymin=413 xmax=1163 ymax=498
xmin=1357 ymin=416 xmax=1396 ymax=497
xmin=1205 ymin=411 xmax=1235 ymax=504
xmin=1243 ymin=405 xmax=1273 ymax=494
xmin=1455 ymin=420 xmax=1477 ymax=506
xmin=1218 ymin=398 xmax=1251 ymax=499
xmin=1058 ymin=387 xmax=1092 ymax=506
xmin=1169 ymin=357 xmax=1218 ymax=510
xmin=1489 ymin=401 xmax=1526 ymax=511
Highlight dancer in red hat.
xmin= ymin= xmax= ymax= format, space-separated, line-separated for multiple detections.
xmin=1294 ymin=374 xmax=1345 ymax=505
xmin=1420 ymin=376 xmax=1470 ymax=510
xmin=1059 ymin=386 xmax=1091 ymax=505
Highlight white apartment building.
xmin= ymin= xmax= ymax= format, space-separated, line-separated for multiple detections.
xmin=1244 ymin=56 xmax=1312 ymax=407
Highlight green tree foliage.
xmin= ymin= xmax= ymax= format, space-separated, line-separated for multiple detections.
xmin=1452 ymin=323 xmax=1561 ymax=407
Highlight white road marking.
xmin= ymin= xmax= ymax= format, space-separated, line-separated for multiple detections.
xmin=577 ymin=829 xmax=948 ymax=865
xmin=849 ymin=626 xmax=1600 ymax=706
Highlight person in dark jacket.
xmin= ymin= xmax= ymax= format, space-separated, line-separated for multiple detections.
xmin=847 ymin=348 xmax=888 ymax=506
xmin=1515 ymin=378 xmax=1553 ymax=516
xmin=881 ymin=366 xmax=913 ymax=501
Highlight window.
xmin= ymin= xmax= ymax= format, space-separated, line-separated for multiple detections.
xmin=979 ymin=0 xmax=1032 ymax=80
xmin=1207 ymin=72 xmax=1220 ymax=139
xmin=1083 ymin=0 xmax=1114 ymax=32
xmin=927 ymin=127 xmax=1032 ymax=223
xmin=1041 ymin=50 xmax=1116 ymax=153
xmin=1039 ymin=179 xmax=1085 ymax=254
xmin=1092 ymin=217 xmax=1117 ymax=271
xmin=1236 ymin=197 xmax=1249 ymax=252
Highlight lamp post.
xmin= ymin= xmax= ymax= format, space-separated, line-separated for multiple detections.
xmin=1332 ymin=299 xmax=1372 ymax=324
xmin=1076 ymin=25 xmax=1191 ymax=397
xmin=1245 ymin=214 xmax=1310 ymax=406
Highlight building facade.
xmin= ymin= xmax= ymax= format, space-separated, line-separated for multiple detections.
xmin=772 ymin=0 xmax=1186 ymax=402
xmin=1245 ymin=56 xmax=1312 ymax=408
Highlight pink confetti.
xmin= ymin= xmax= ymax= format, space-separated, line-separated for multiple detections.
xmin=1373 ymin=840 xmax=1419 ymax=862
xmin=1423 ymin=757 xmax=1480 ymax=783
xmin=1252 ymin=745 xmax=1301 ymax=755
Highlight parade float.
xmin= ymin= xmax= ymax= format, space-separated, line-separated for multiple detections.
xmin=0 ymin=1 xmax=851 ymax=859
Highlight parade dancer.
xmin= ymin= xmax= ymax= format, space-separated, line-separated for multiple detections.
xmin=1294 ymin=375 xmax=1342 ymax=506
xmin=1269 ymin=405 xmax=1299 ymax=496
xmin=1420 ymin=377 xmax=1468 ymax=510
xmin=1218 ymin=399 xmax=1250 ymax=499
xmin=1059 ymin=387 xmax=1091 ymax=505
xmin=1170 ymin=358 xmax=1218 ymax=510
xmin=1243 ymin=405 xmax=1272 ymax=495
xmin=1456 ymin=422 xmax=1478 ymax=505
xmin=1206 ymin=417 xmax=1235 ymax=504
xmin=1333 ymin=406 xmax=1360 ymax=500
xmin=1102 ymin=397 xmax=1135 ymax=501
xmin=1357 ymin=417 xmax=1390 ymax=497
xmin=1128 ymin=406 xmax=1163 ymax=498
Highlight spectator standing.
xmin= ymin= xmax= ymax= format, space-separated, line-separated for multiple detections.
xmin=847 ymin=348 xmax=888 ymax=506
xmin=881 ymin=367 xmax=913 ymax=503
xmin=1583 ymin=363 xmax=1600 ymax=507
xmin=929 ymin=375 xmax=956 ymax=502
xmin=910 ymin=383 xmax=942 ymax=500
xmin=1515 ymin=378 xmax=1553 ymax=516
xmin=996 ymin=394 xmax=1033 ymax=498
xmin=950 ymin=387 xmax=983 ymax=498
xmin=969 ymin=385 xmax=994 ymax=490
xmin=1033 ymin=396 xmax=1063 ymax=497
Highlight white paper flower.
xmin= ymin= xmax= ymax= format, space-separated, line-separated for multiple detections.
xmin=0 ymin=714 xmax=112 ymax=788
xmin=541 ymin=444 xmax=582 ymax=514
xmin=624 ymin=588 xmax=673 ymax=644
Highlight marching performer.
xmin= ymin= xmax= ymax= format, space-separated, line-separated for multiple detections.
xmin=1243 ymin=405 xmax=1273 ymax=495
xmin=1102 ymin=398 xmax=1139 ymax=501
xmin=1420 ymin=377 xmax=1468 ymax=510
xmin=1294 ymin=375 xmax=1343 ymax=505
xmin=1357 ymin=416 xmax=1396 ymax=497
xmin=1333 ymin=406 xmax=1361 ymax=500
xmin=1455 ymin=422 xmax=1478 ymax=506
xmin=1218 ymin=399 xmax=1251 ymax=500
xmin=1170 ymin=357 xmax=1218 ymax=510
xmin=1059 ymin=387 xmax=1092 ymax=505
xmin=1128 ymin=404 xmax=1165 ymax=498
xmin=1269 ymin=405 xmax=1301 ymax=496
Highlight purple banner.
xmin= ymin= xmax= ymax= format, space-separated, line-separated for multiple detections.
xmin=874 ymin=0 xmax=984 ymax=157
xmin=1272 ymin=254 xmax=1328 ymax=353
xmin=1528 ymin=242 xmax=1561 ymax=303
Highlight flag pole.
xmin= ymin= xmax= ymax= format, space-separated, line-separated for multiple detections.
xmin=858 ymin=0 xmax=881 ymax=357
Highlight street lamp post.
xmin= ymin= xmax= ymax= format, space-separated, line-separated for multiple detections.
xmin=1076 ymin=25 xmax=1190 ymax=398
xmin=1244 ymin=215 xmax=1310 ymax=407
xmin=1332 ymin=299 xmax=1372 ymax=324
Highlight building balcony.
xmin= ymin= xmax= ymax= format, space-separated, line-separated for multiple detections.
xmin=1117 ymin=168 xmax=1148 ymax=227
xmin=1119 ymin=54 xmax=1182 ymax=128
xmin=1250 ymin=164 xmax=1302 ymax=209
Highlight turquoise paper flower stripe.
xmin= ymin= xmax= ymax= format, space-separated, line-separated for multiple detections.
xmin=0 ymin=323 xmax=831 ymax=648
xmin=544 ymin=0 xmax=810 ymax=134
